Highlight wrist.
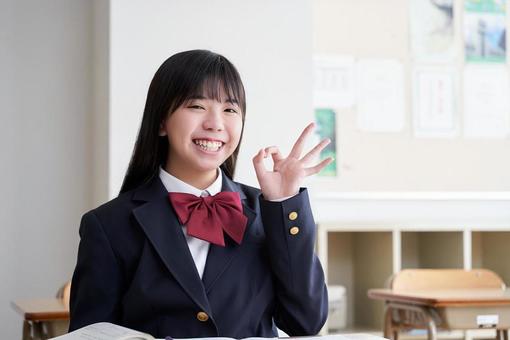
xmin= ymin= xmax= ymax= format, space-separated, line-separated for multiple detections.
xmin=263 ymin=190 xmax=299 ymax=202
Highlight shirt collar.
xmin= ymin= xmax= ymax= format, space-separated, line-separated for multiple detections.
xmin=158 ymin=167 xmax=222 ymax=197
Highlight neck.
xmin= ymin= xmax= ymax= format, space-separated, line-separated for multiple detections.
xmin=164 ymin=164 xmax=218 ymax=190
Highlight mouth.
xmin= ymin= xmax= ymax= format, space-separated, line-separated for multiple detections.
xmin=192 ymin=139 xmax=225 ymax=152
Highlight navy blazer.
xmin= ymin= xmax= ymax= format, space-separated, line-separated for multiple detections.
xmin=69 ymin=172 xmax=328 ymax=338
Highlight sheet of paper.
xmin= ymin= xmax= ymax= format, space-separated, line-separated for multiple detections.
xmin=50 ymin=322 xmax=152 ymax=340
xmin=410 ymin=0 xmax=456 ymax=62
xmin=463 ymin=65 xmax=510 ymax=138
xmin=299 ymin=335 xmax=386 ymax=340
xmin=464 ymin=0 xmax=507 ymax=63
xmin=314 ymin=108 xmax=337 ymax=177
xmin=314 ymin=55 xmax=356 ymax=108
xmin=356 ymin=59 xmax=405 ymax=132
xmin=413 ymin=68 xmax=458 ymax=137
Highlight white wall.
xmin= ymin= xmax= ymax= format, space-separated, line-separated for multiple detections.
xmin=107 ymin=0 xmax=314 ymax=197
xmin=2 ymin=1 xmax=313 ymax=338
xmin=0 ymin=0 xmax=93 ymax=339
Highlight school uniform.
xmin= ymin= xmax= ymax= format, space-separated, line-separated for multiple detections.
xmin=69 ymin=168 xmax=328 ymax=338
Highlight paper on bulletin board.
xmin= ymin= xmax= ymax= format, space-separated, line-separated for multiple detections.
xmin=314 ymin=108 xmax=337 ymax=177
xmin=463 ymin=66 xmax=510 ymax=138
xmin=356 ymin=59 xmax=405 ymax=132
xmin=313 ymin=55 xmax=356 ymax=108
xmin=413 ymin=68 xmax=458 ymax=138
xmin=464 ymin=0 xmax=507 ymax=63
xmin=410 ymin=0 xmax=456 ymax=62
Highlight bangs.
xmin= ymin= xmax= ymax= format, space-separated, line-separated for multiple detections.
xmin=195 ymin=74 xmax=245 ymax=109
xmin=166 ymin=51 xmax=246 ymax=115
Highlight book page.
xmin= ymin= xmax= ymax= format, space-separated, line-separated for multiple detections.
xmin=173 ymin=337 xmax=275 ymax=340
xmin=50 ymin=322 xmax=153 ymax=340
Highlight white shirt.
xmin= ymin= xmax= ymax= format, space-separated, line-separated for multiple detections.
xmin=159 ymin=167 xmax=222 ymax=279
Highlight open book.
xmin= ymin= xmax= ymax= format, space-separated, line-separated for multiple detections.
xmin=50 ymin=322 xmax=156 ymax=340
xmin=49 ymin=322 xmax=383 ymax=340
xmin=49 ymin=322 xmax=274 ymax=340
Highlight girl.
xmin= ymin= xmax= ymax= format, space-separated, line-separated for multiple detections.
xmin=69 ymin=50 xmax=332 ymax=338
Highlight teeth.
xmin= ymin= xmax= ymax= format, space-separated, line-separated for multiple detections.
xmin=193 ymin=139 xmax=223 ymax=151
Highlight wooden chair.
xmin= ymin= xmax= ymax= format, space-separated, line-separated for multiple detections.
xmin=381 ymin=269 xmax=507 ymax=340
xmin=12 ymin=281 xmax=71 ymax=340
xmin=390 ymin=269 xmax=505 ymax=291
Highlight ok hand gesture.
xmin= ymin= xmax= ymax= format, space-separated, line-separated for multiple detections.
xmin=252 ymin=122 xmax=333 ymax=201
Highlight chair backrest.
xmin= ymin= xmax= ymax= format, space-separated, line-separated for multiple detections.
xmin=390 ymin=269 xmax=505 ymax=291
xmin=56 ymin=281 xmax=71 ymax=310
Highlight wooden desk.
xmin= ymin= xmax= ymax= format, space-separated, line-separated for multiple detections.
xmin=11 ymin=298 xmax=69 ymax=340
xmin=368 ymin=289 xmax=510 ymax=340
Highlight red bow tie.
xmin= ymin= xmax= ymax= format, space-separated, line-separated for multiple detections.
xmin=168 ymin=191 xmax=248 ymax=247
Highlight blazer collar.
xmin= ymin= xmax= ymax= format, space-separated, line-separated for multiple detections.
xmin=132 ymin=171 xmax=248 ymax=202
xmin=131 ymin=173 xmax=256 ymax=310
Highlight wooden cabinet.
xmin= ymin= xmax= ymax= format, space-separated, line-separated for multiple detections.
xmin=313 ymin=192 xmax=510 ymax=334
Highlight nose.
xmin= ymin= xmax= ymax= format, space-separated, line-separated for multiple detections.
xmin=202 ymin=108 xmax=224 ymax=132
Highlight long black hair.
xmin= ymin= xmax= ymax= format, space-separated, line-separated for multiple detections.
xmin=119 ymin=50 xmax=246 ymax=194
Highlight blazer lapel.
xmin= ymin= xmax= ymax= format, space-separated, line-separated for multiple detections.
xmin=132 ymin=177 xmax=212 ymax=315
xmin=201 ymin=173 xmax=257 ymax=293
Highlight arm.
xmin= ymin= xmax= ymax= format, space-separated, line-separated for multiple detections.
xmin=260 ymin=189 xmax=328 ymax=335
xmin=252 ymin=122 xmax=333 ymax=335
xmin=69 ymin=211 xmax=123 ymax=331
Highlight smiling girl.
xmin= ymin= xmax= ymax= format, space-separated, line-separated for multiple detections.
xmin=69 ymin=50 xmax=332 ymax=338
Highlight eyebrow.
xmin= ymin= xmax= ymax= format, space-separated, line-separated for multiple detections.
xmin=188 ymin=95 xmax=239 ymax=105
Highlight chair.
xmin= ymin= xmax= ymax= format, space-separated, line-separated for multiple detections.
xmin=380 ymin=269 xmax=508 ymax=340
xmin=12 ymin=281 xmax=71 ymax=340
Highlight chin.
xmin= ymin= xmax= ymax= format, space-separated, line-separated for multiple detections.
xmin=194 ymin=162 xmax=223 ymax=173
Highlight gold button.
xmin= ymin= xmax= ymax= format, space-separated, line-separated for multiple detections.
xmin=197 ymin=311 xmax=209 ymax=322
xmin=289 ymin=226 xmax=300 ymax=235
xmin=288 ymin=211 xmax=298 ymax=220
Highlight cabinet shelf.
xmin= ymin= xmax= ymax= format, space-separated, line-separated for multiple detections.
xmin=401 ymin=231 xmax=463 ymax=269
xmin=315 ymin=193 xmax=510 ymax=335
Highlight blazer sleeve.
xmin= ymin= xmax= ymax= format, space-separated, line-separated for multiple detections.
xmin=259 ymin=188 xmax=328 ymax=336
xmin=69 ymin=211 xmax=124 ymax=331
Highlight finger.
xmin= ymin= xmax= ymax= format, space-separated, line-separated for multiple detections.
xmin=301 ymin=138 xmax=331 ymax=164
xmin=304 ymin=157 xmax=334 ymax=176
xmin=252 ymin=149 xmax=268 ymax=177
xmin=264 ymin=146 xmax=284 ymax=163
xmin=288 ymin=122 xmax=315 ymax=159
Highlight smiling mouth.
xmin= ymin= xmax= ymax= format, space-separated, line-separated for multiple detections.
xmin=193 ymin=139 xmax=224 ymax=152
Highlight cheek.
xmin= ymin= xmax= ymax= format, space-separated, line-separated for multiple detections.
xmin=230 ymin=120 xmax=243 ymax=146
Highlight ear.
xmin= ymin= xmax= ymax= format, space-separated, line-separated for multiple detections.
xmin=158 ymin=122 xmax=167 ymax=136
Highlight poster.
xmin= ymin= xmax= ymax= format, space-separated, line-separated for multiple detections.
xmin=464 ymin=0 xmax=507 ymax=63
xmin=410 ymin=0 xmax=456 ymax=62
xmin=313 ymin=56 xmax=356 ymax=108
xmin=463 ymin=66 xmax=510 ymax=138
xmin=356 ymin=59 xmax=405 ymax=132
xmin=413 ymin=69 xmax=457 ymax=137
xmin=314 ymin=108 xmax=337 ymax=177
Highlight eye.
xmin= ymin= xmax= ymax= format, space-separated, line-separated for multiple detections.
xmin=224 ymin=108 xmax=239 ymax=115
xmin=188 ymin=104 xmax=205 ymax=110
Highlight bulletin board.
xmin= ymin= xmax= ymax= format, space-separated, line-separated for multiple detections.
xmin=312 ymin=0 xmax=510 ymax=192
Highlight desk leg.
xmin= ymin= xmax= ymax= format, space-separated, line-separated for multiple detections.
xmin=496 ymin=329 xmax=508 ymax=340
xmin=22 ymin=321 xmax=31 ymax=340
xmin=384 ymin=306 xmax=394 ymax=340
xmin=425 ymin=315 xmax=437 ymax=340
xmin=386 ymin=302 xmax=437 ymax=340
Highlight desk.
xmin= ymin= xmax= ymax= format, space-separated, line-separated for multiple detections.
xmin=11 ymin=298 xmax=69 ymax=340
xmin=368 ymin=289 xmax=510 ymax=340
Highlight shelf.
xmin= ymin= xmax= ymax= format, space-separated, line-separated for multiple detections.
xmin=472 ymin=231 xmax=510 ymax=285
xmin=401 ymin=231 xmax=463 ymax=269
xmin=327 ymin=232 xmax=392 ymax=330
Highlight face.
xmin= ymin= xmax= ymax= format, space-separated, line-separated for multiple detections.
xmin=160 ymin=89 xmax=243 ymax=184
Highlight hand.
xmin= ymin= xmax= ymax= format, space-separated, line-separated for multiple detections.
xmin=252 ymin=122 xmax=333 ymax=201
